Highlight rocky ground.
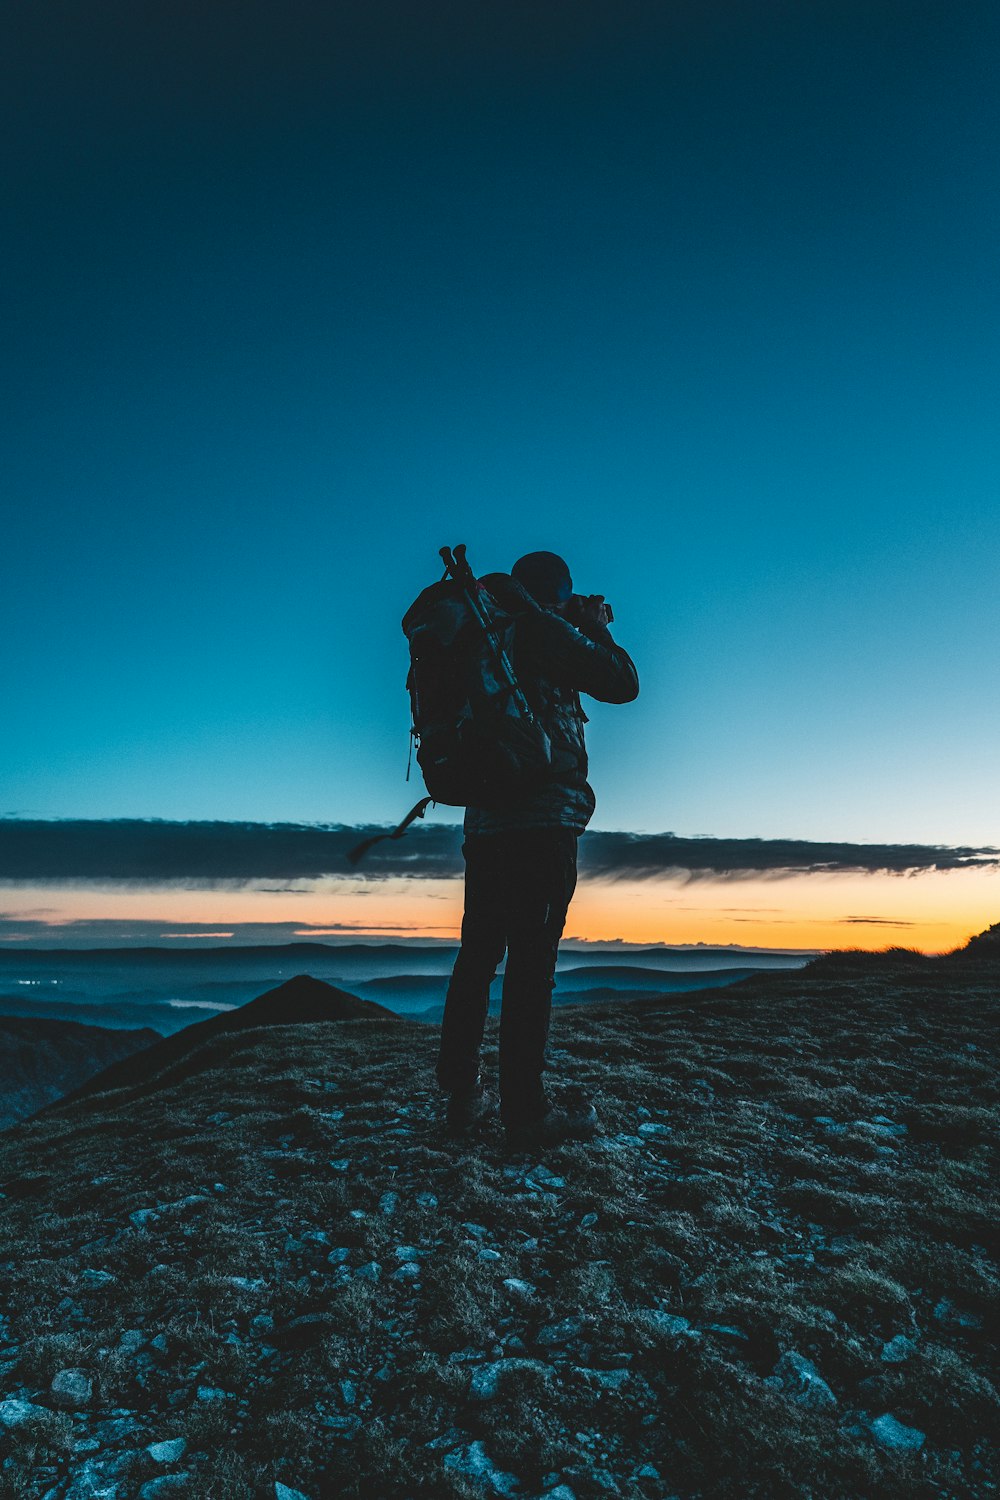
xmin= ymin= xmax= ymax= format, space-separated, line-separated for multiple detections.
xmin=0 ymin=956 xmax=997 ymax=1498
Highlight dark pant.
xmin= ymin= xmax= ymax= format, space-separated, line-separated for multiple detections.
xmin=436 ymin=827 xmax=579 ymax=1126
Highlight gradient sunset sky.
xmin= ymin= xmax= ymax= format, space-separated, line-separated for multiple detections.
xmin=2 ymin=3 xmax=998 ymax=951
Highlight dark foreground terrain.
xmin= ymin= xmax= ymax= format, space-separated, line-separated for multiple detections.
xmin=0 ymin=952 xmax=996 ymax=1499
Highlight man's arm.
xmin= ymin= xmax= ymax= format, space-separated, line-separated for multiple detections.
xmin=480 ymin=571 xmax=639 ymax=704
xmin=533 ymin=609 xmax=639 ymax=704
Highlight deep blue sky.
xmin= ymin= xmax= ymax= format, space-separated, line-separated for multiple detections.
xmin=3 ymin=1 xmax=999 ymax=845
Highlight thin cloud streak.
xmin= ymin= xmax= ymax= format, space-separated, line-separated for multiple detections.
xmin=1 ymin=818 xmax=998 ymax=885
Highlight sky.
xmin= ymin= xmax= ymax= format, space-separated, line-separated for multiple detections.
xmin=2 ymin=2 xmax=999 ymax=950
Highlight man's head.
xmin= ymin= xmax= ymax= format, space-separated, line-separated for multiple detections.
xmin=511 ymin=551 xmax=573 ymax=608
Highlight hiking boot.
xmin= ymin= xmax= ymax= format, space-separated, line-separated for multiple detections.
xmin=504 ymin=1095 xmax=600 ymax=1149
xmin=445 ymin=1079 xmax=495 ymax=1135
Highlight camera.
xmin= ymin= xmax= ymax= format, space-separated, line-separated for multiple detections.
xmin=566 ymin=594 xmax=614 ymax=626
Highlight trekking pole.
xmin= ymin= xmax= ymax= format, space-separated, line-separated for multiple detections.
xmin=440 ymin=544 xmax=537 ymax=722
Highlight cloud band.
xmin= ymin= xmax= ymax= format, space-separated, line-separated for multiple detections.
xmin=1 ymin=818 xmax=996 ymax=885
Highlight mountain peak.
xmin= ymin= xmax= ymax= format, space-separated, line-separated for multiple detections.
xmin=234 ymin=973 xmax=398 ymax=1026
xmin=44 ymin=973 xmax=398 ymax=1114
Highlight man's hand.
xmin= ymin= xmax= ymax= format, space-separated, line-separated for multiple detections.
xmin=576 ymin=594 xmax=611 ymax=627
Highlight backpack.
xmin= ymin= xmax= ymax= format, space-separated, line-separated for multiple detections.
xmin=403 ymin=544 xmax=552 ymax=807
xmin=347 ymin=544 xmax=551 ymax=867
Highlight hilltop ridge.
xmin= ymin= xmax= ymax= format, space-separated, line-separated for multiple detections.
xmin=45 ymin=974 xmax=397 ymax=1115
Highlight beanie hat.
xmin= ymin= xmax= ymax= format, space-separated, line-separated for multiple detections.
xmin=511 ymin=551 xmax=573 ymax=606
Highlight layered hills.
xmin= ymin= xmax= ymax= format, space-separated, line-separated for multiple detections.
xmin=47 ymin=974 xmax=397 ymax=1114
xmin=0 ymin=941 xmax=996 ymax=1498
xmin=0 ymin=1016 xmax=160 ymax=1131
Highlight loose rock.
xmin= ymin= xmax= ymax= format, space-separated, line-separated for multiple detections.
xmin=50 ymin=1367 xmax=93 ymax=1409
xmin=870 ymin=1413 xmax=925 ymax=1451
xmin=0 ymin=1397 xmax=47 ymax=1428
xmin=645 ymin=1310 xmax=691 ymax=1338
xmin=470 ymin=1358 xmax=547 ymax=1399
xmin=537 ymin=1316 xmax=586 ymax=1346
xmin=147 ymin=1438 xmax=187 ymax=1463
xmin=139 ymin=1478 xmax=192 ymax=1499
xmin=881 ymin=1334 xmax=917 ymax=1364
xmin=443 ymin=1440 xmax=519 ymax=1495
xmin=768 ymin=1352 xmax=837 ymax=1411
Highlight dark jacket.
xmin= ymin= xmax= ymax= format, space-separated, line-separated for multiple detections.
xmin=464 ymin=574 xmax=639 ymax=835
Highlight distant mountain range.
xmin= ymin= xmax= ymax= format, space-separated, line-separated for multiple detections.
xmin=0 ymin=941 xmax=812 ymax=1036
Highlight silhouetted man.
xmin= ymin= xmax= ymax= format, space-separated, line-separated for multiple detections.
xmin=437 ymin=551 xmax=639 ymax=1144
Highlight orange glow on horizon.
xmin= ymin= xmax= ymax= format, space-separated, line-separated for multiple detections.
xmin=2 ymin=864 xmax=998 ymax=953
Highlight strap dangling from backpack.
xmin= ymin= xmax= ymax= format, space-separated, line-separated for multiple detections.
xmin=346 ymin=795 xmax=434 ymax=866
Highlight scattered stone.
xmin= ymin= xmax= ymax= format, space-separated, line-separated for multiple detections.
xmin=50 ymin=1368 xmax=93 ymax=1409
xmin=705 ymin=1323 xmax=749 ymax=1344
xmin=275 ymin=1484 xmax=310 ymax=1500
xmin=426 ymin=1427 xmax=467 ymax=1452
xmin=503 ymin=1278 xmax=535 ymax=1300
xmin=637 ymin=1121 xmax=670 ymax=1138
xmin=150 ymin=1334 xmax=171 ymax=1355
xmin=147 ymin=1438 xmax=187 ymax=1463
xmin=470 ymin=1359 xmax=547 ymax=1399
xmin=578 ymin=1367 xmax=629 ymax=1390
xmin=340 ymin=1380 xmax=356 ymax=1406
xmin=645 ymin=1311 xmax=690 ymax=1337
xmin=227 ymin=1276 xmax=265 ymax=1291
xmin=881 ymin=1334 xmax=917 ymax=1364
xmin=92 ymin=1416 xmax=143 ymax=1444
xmin=196 ymin=1385 xmax=230 ymax=1402
xmin=870 ymin=1413 xmax=925 ymax=1451
xmin=537 ymin=1316 xmax=586 ymax=1346
xmin=768 ymin=1352 xmax=837 ymax=1411
xmin=139 ymin=1478 xmax=192 ymax=1499
xmin=416 ymin=1191 xmax=438 ymax=1208
xmin=478 ymin=1248 xmax=502 ymax=1263
xmin=79 ymin=1269 xmax=115 ymax=1287
xmin=0 ymin=1397 xmax=47 ymax=1428
xmin=378 ymin=1192 xmax=399 ymax=1216
xmin=355 ymin=1262 xmax=382 ymax=1282
xmin=870 ymin=1115 xmax=907 ymax=1136
xmin=933 ymin=1298 xmax=982 ymax=1329
xmin=543 ymin=1487 xmax=578 ymax=1500
xmin=528 ymin=1166 xmax=566 ymax=1188
xmin=393 ymin=1263 xmax=420 ymax=1283
xmin=130 ymin=1208 xmax=159 ymax=1229
xmin=443 ymin=1440 xmax=518 ymax=1495
xmin=65 ymin=1452 xmax=143 ymax=1500
xmin=327 ymin=1248 xmax=351 ymax=1265
xmin=579 ymin=1213 xmax=598 ymax=1229
xmin=395 ymin=1245 xmax=421 ymax=1261
xmin=118 ymin=1329 xmax=146 ymax=1354
xmin=329 ymin=1159 xmax=351 ymax=1173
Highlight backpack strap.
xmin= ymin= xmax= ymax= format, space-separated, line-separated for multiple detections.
xmin=346 ymin=795 xmax=434 ymax=867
